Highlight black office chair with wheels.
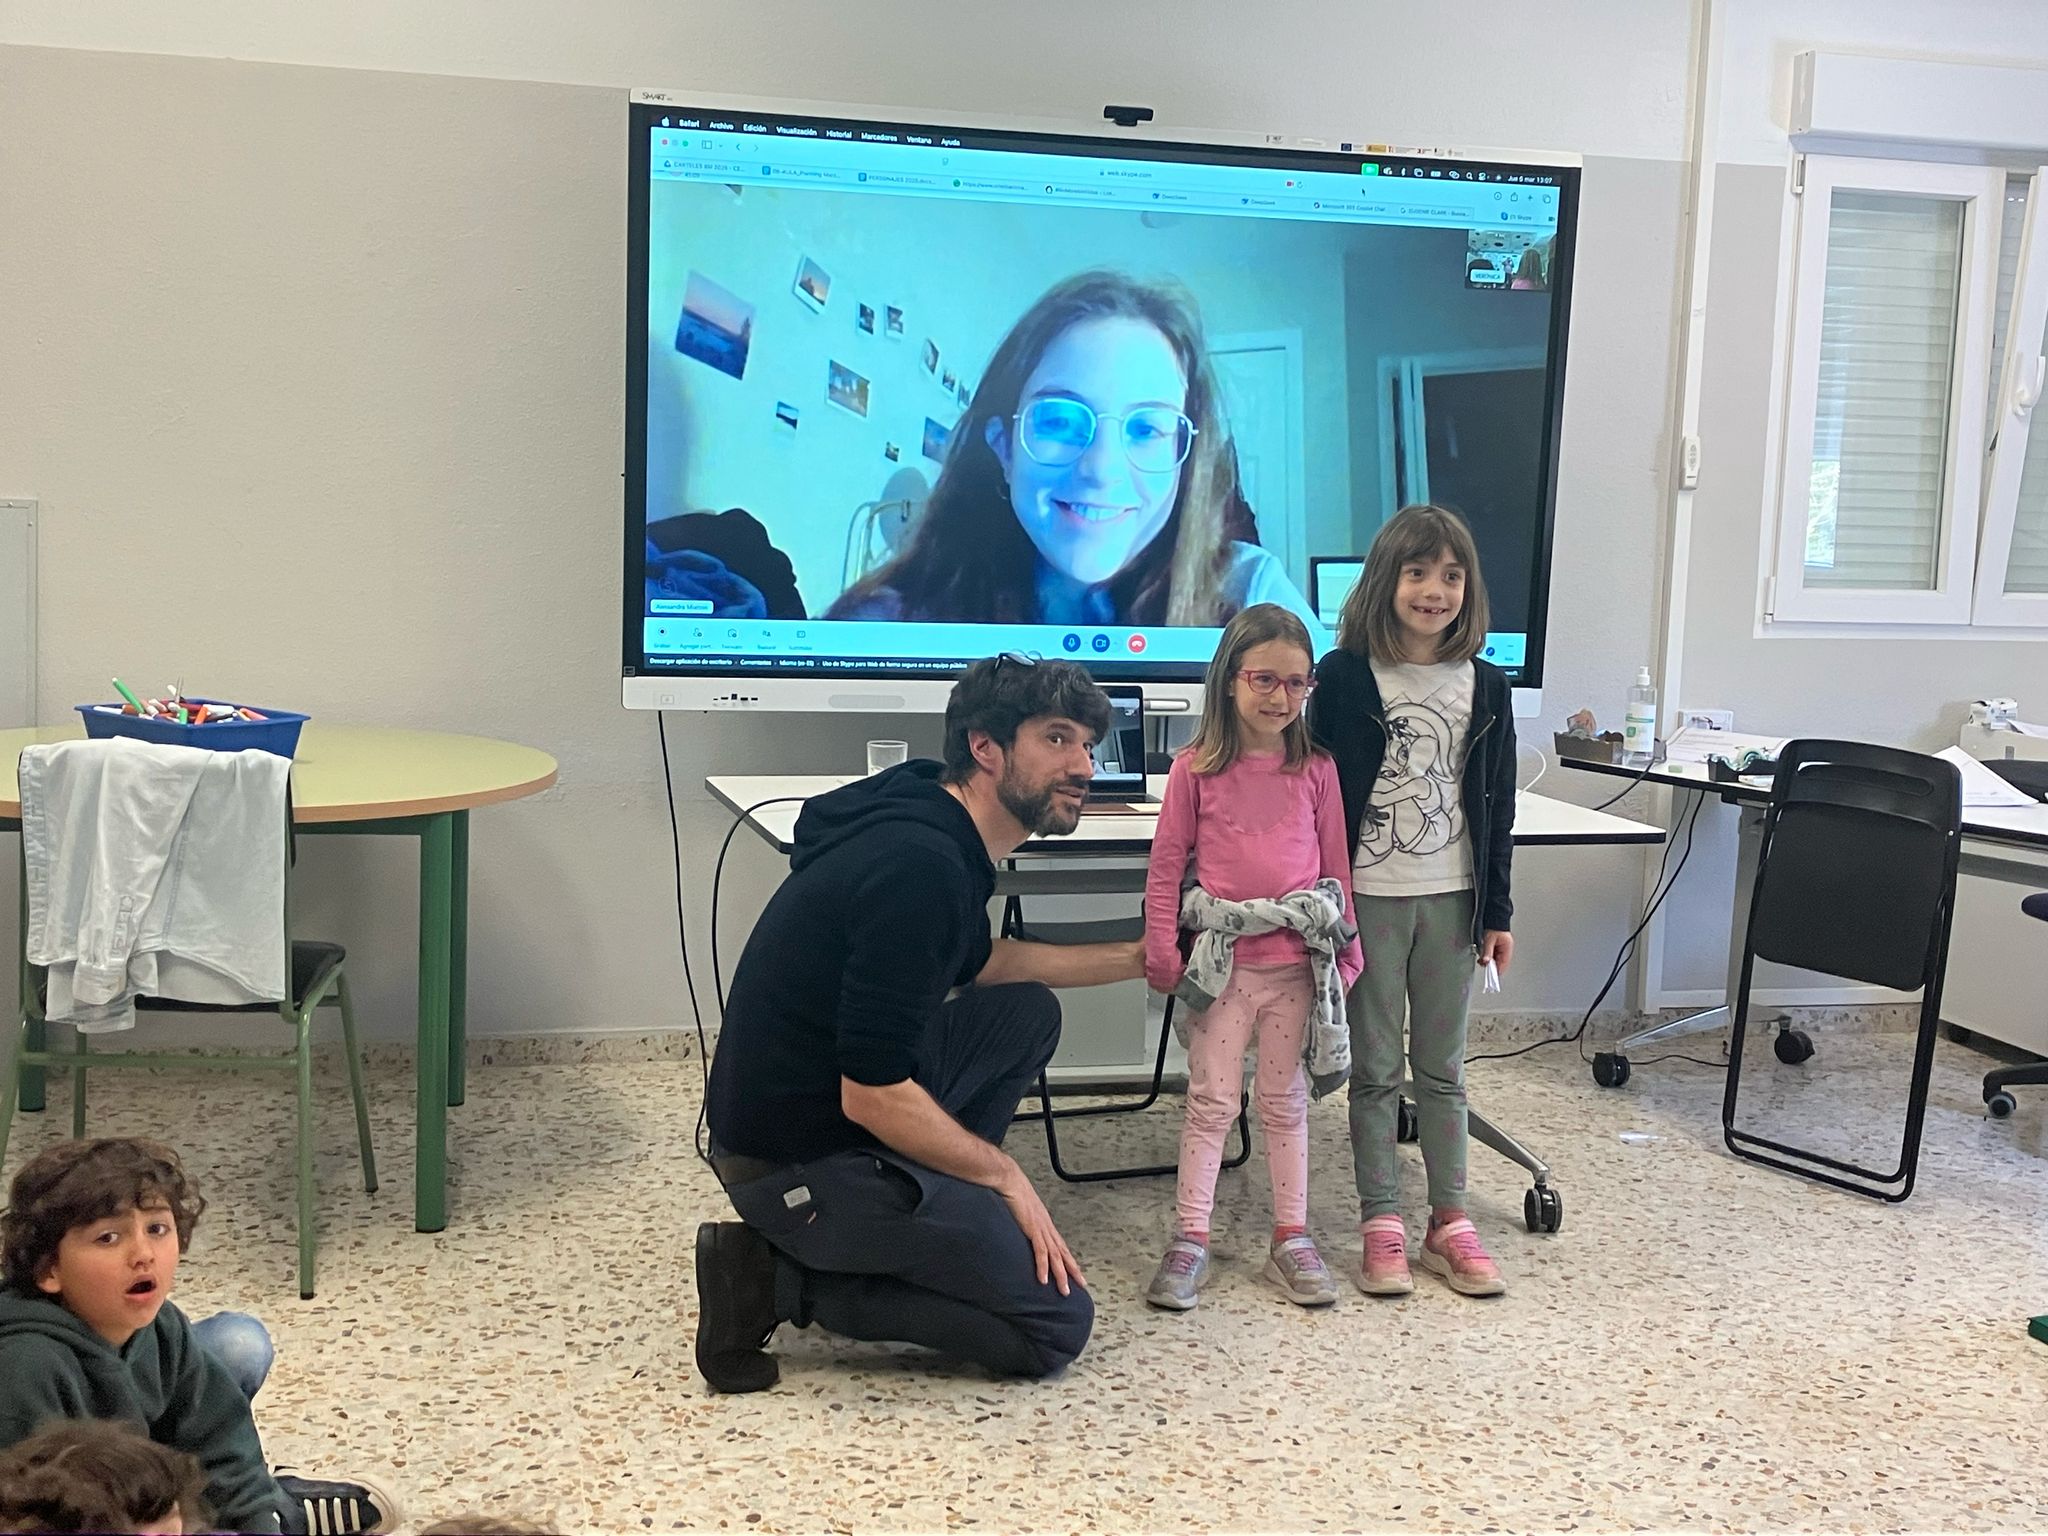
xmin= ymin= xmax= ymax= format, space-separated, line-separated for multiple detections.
xmin=1983 ymin=891 xmax=2048 ymax=1118
xmin=1722 ymin=739 xmax=1962 ymax=1203
xmin=1001 ymin=900 xmax=1250 ymax=1184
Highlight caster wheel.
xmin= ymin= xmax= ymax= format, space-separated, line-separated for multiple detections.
xmin=1944 ymin=1022 xmax=1976 ymax=1047
xmin=1774 ymin=1028 xmax=1815 ymax=1065
xmin=1524 ymin=1184 xmax=1564 ymax=1233
xmin=1397 ymin=1098 xmax=1419 ymax=1144
xmin=1988 ymin=1091 xmax=2017 ymax=1120
xmin=1592 ymin=1052 xmax=1631 ymax=1089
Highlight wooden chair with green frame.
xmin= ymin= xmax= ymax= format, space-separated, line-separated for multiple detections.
xmin=2 ymin=767 xmax=378 ymax=1299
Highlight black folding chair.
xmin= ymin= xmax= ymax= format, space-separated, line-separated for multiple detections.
xmin=1002 ymin=897 xmax=1250 ymax=1184
xmin=1721 ymin=739 xmax=1961 ymax=1202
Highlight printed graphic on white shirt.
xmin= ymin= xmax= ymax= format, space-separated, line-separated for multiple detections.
xmin=1355 ymin=661 xmax=1475 ymax=896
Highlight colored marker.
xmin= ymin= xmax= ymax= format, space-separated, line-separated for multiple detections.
xmin=111 ymin=678 xmax=145 ymax=713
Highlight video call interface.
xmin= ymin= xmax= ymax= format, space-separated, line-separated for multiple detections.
xmin=626 ymin=104 xmax=1575 ymax=684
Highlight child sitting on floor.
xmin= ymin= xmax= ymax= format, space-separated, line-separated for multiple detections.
xmin=0 ymin=1138 xmax=399 ymax=1535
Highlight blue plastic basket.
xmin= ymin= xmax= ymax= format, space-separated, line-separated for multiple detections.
xmin=76 ymin=699 xmax=310 ymax=758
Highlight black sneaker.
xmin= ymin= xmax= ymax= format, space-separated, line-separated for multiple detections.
xmin=694 ymin=1220 xmax=782 ymax=1393
xmin=274 ymin=1469 xmax=401 ymax=1535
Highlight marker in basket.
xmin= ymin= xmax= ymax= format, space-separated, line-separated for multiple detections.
xmin=111 ymin=678 xmax=146 ymax=714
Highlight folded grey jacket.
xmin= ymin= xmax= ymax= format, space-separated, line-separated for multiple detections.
xmin=1170 ymin=878 xmax=1356 ymax=1099
xmin=22 ymin=738 xmax=289 ymax=1032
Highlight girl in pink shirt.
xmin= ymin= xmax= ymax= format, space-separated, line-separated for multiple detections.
xmin=1143 ymin=604 xmax=1363 ymax=1310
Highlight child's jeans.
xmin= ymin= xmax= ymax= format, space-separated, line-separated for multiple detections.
xmin=192 ymin=1310 xmax=275 ymax=1401
xmin=1347 ymin=889 xmax=1476 ymax=1220
xmin=1176 ymin=960 xmax=1312 ymax=1236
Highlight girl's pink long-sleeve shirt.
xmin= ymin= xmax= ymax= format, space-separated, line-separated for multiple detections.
xmin=1143 ymin=748 xmax=1363 ymax=995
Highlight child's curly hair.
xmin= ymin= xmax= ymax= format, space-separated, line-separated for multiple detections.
xmin=1 ymin=1139 xmax=207 ymax=1294
xmin=0 ymin=1419 xmax=206 ymax=1533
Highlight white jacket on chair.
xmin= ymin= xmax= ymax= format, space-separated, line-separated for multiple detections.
xmin=20 ymin=738 xmax=289 ymax=1032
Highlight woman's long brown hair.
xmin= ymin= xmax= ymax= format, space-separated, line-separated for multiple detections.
xmin=832 ymin=270 xmax=1237 ymax=625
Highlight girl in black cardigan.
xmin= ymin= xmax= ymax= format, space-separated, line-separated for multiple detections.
xmin=1307 ymin=504 xmax=1517 ymax=1301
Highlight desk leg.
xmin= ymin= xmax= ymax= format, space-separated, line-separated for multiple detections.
xmin=415 ymin=815 xmax=452 ymax=1233
xmin=1611 ymin=796 xmax=1764 ymax=1056
xmin=447 ymin=811 xmax=469 ymax=1107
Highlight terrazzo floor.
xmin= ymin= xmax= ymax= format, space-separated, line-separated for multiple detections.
xmin=2 ymin=1028 xmax=2044 ymax=1534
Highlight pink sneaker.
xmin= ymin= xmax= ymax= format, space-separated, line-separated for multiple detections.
xmin=1419 ymin=1214 xmax=1507 ymax=1297
xmin=1354 ymin=1214 xmax=1413 ymax=1298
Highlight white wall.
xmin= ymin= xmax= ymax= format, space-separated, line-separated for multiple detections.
xmin=0 ymin=1 xmax=1694 ymax=160
xmin=1681 ymin=0 xmax=2048 ymax=758
xmin=0 ymin=2 xmax=1699 ymax=1041
xmin=1646 ymin=1 xmax=2048 ymax=1000
xmin=1714 ymin=0 xmax=2048 ymax=166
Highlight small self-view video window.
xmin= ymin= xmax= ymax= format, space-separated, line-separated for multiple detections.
xmin=1464 ymin=228 xmax=1552 ymax=292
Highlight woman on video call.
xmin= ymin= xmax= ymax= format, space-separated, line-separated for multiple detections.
xmin=828 ymin=270 xmax=1318 ymax=631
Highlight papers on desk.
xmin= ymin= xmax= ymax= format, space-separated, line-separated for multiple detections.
xmin=1935 ymin=746 xmax=2040 ymax=808
xmin=1662 ymin=728 xmax=1788 ymax=768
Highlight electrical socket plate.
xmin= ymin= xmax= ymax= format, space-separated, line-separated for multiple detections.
xmin=1679 ymin=707 xmax=1734 ymax=732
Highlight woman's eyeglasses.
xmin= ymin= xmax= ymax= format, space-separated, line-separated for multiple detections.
xmin=1237 ymin=669 xmax=1316 ymax=699
xmin=1014 ymin=398 xmax=1197 ymax=473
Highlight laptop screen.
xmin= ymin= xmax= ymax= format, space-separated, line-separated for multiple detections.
xmin=1310 ymin=558 xmax=1366 ymax=631
xmin=1089 ymin=687 xmax=1147 ymax=799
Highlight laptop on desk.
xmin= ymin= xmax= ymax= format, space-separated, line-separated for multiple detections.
xmin=1082 ymin=685 xmax=1156 ymax=813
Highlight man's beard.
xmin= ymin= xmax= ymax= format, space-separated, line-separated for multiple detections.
xmin=997 ymin=762 xmax=1088 ymax=836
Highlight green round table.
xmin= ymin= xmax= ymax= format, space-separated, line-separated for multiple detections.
xmin=1 ymin=723 xmax=557 ymax=1232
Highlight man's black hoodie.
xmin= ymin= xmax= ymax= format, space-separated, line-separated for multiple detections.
xmin=707 ymin=760 xmax=996 ymax=1163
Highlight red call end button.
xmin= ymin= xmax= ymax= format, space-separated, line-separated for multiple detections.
xmin=1126 ymin=634 xmax=1147 ymax=653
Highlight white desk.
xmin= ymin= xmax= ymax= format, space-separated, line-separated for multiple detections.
xmin=1561 ymin=756 xmax=2048 ymax=874
xmin=707 ymin=776 xmax=1667 ymax=859
xmin=1559 ymin=755 xmax=2048 ymax=1074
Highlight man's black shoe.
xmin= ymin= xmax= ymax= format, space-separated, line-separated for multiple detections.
xmin=695 ymin=1221 xmax=781 ymax=1392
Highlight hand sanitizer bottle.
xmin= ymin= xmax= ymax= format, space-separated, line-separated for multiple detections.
xmin=1623 ymin=667 xmax=1657 ymax=768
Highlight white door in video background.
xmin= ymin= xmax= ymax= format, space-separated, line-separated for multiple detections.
xmin=1209 ymin=333 xmax=1307 ymax=582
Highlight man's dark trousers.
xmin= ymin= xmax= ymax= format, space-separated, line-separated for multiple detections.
xmin=718 ymin=982 xmax=1093 ymax=1376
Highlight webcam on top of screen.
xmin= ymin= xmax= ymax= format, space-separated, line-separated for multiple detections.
xmin=1104 ymin=104 xmax=1155 ymax=128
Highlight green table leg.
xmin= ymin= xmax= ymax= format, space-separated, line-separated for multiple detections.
xmin=18 ymin=1019 xmax=45 ymax=1114
xmin=16 ymin=869 xmax=42 ymax=1114
xmin=448 ymin=811 xmax=469 ymax=1107
xmin=415 ymin=815 xmax=452 ymax=1233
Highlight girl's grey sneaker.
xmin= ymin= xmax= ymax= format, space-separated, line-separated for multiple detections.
xmin=1262 ymin=1233 xmax=1340 ymax=1306
xmin=1144 ymin=1237 xmax=1210 ymax=1310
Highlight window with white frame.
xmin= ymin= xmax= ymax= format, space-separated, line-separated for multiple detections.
xmin=1766 ymin=155 xmax=2048 ymax=629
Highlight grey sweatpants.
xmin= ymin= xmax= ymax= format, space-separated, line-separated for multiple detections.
xmin=1346 ymin=889 xmax=1476 ymax=1220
